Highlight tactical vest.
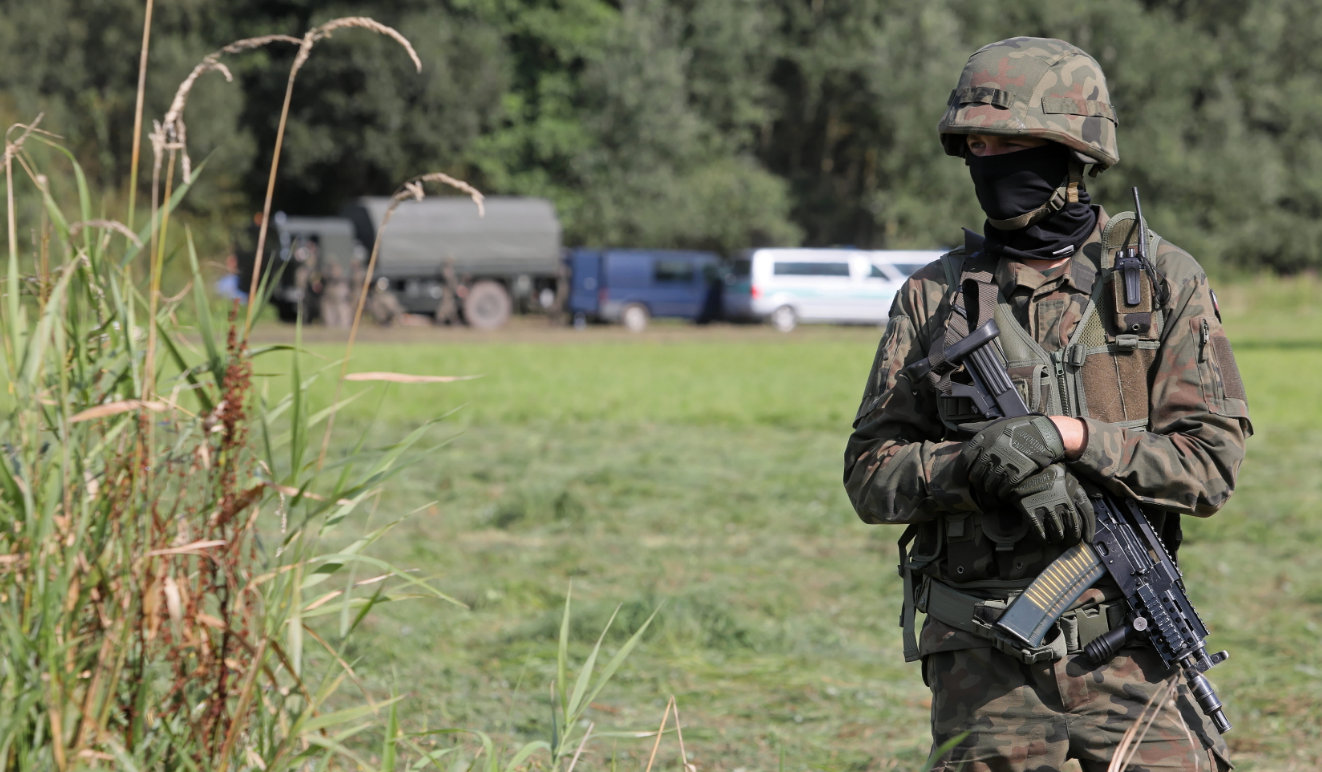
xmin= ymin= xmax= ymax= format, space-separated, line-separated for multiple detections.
xmin=916 ymin=212 xmax=1166 ymax=586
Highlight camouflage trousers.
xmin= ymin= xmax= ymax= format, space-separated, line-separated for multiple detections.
xmin=924 ymin=645 xmax=1232 ymax=771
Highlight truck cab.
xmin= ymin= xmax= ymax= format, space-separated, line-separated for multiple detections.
xmin=232 ymin=213 xmax=364 ymax=323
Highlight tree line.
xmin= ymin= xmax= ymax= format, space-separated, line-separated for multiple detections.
xmin=3 ymin=0 xmax=1319 ymax=273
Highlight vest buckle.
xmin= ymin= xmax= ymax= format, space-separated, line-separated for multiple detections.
xmin=1114 ymin=334 xmax=1140 ymax=351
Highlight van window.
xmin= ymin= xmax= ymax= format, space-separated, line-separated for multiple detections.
xmin=774 ymin=261 xmax=851 ymax=277
xmin=654 ymin=259 xmax=696 ymax=283
xmin=871 ymin=261 xmax=929 ymax=280
xmin=729 ymin=259 xmax=751 ymax=278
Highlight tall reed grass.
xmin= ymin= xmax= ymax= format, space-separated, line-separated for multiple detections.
xmin=0 ymin=15 xmax=452 ymax=771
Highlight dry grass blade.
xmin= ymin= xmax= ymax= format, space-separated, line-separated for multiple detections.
xmin=303 ymin=574 xmax=389 ymax=612
xmin=1107 ymin=677 xmax=1180 ymax=772
xmin=645 ymin=696 xmax=695 ymax=772
xmin=672 ymin=696 xmax=696 ymax=772
xmin=391 ymin=172 xmax=485 ymax=217
xmin=343 ymin=372 xmax=481 ymax=384
xmin=153 ymin=61 xmax=230 ymax=182
xmin=218 ymin=34 xmax=303 ymax=55
xmin=163 ymin=33 xmax=301 ymax=131
xmin=162 ymin=61 xmax=233 ymax=131
xmin=643 ymin=699 xmax=672 ymax=772
xmin=262 ymin=481 xmax=354 ymax=505
xmin=155 ymin=35 xmax=300 ymax=184
xmin=565 ymin=722 xmax=594 ymax=772
xmin=295 ymin=17 xmax=422 ymax=75
xmin=69 ymin=219 xmax=143 ymax=247
xmin=4 ymin=115 xmax=56 ymax=166
xmin=144 ymin=540 xmax=228 ymax=558
xmin=126 ymin=0 xmax=153 ymax=231
xmin=69 ymin=399 xmax=169 ymax=423
xmin=315 ymin=170 xmax=482 ymax=471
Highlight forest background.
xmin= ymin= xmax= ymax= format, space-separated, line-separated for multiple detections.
xmin=4 ymin=0 xmax=1321 ymax=275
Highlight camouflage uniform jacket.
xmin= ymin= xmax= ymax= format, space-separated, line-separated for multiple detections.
xmin=843 ymin=207 xmax=1252 ymax=657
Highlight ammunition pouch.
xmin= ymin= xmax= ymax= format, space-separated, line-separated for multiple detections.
xmin=942 ymin=509 xmax=1052 ymax=583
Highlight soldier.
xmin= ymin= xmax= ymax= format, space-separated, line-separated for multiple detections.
xmin=435 ymin=258 xmax=461 ymax=326
xmin=843 ymin=37 xmax=1251 ymax=771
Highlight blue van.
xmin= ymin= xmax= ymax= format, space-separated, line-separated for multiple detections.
xmin=566 ymin=248 xmax=724 ymax=331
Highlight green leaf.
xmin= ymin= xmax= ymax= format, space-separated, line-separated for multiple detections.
xmin=556 ymin=584 xmax=572 ymax=718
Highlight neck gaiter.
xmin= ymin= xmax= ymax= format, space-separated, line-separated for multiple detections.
xmin=966 ymin=144 xmax=1098 ymax=261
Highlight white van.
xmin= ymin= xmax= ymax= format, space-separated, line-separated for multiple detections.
xmin=722 ymin=248 xmax=944 ymax=332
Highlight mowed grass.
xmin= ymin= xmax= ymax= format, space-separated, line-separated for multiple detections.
xmin=260 ymin=275 xmax=1322 ymax=771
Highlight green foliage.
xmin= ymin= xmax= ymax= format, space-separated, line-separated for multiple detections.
xmin=16 ymin=2 xmax=1322 ymax=272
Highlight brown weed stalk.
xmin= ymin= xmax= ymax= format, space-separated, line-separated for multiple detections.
xmin=67 ymin=309 xmax=272 ymax=765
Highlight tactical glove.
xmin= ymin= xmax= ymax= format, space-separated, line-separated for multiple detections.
xmin=960 ymin=414 xmax=1067 ymax=500
xmin=1008 ymin=463 xmax=1095 ymax=546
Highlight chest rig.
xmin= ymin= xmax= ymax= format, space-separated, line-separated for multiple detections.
xmin=916 ymin=212 xmax=1166 ymax=586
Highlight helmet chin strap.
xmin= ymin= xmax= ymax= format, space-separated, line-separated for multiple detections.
xmin=985 ymin=161 xmax=1085 ymax=232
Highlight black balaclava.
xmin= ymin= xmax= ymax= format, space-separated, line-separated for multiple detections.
xmin=966 ymin=143 xmax=1097 ymax=262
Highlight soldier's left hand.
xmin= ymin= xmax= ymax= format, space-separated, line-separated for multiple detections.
xmin=1007 ymin=463 xmax=1096 ymax=545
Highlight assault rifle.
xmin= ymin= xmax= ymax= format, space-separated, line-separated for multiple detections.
xmin=942 ymin=318 xmax=1232 ymax=734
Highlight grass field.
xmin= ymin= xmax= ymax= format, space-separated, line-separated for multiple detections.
xmin=255 ymin=274 xmax=1322 ymax=770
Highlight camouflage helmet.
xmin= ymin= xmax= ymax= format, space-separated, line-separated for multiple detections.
xmin=938 ymin=37 xmax=1119 ymax=171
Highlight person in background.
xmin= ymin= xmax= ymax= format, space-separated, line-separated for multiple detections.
xmin=843 ymin=37 xmax=1251 ymax=771
xmin=214 ymin=251 xmax=248 ymax=303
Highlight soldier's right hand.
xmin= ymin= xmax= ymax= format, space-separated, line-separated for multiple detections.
xmin=959 ymin=414 xmax=1067 ymax=500
xmin=1007 ymin=463 xmax=1095 ymax=545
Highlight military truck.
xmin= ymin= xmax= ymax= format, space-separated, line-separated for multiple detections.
xmin=339 ymin=196 xmax=564 ymax=329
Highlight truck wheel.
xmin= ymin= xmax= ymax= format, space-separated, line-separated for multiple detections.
xmin=463 ymin=280 xmax=513 ymax=329
xmin=769 ymin=305 xmax=797 ymax=333
xmin=621 ymin=303 xmax=650 ymax=332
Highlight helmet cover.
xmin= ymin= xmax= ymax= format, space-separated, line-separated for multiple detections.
xmin=938 ymin=37 xmax=1119 ymax=171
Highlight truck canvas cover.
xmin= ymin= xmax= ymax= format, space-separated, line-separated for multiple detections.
xmin=341 ymin=196 xmax=562 ymax=279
